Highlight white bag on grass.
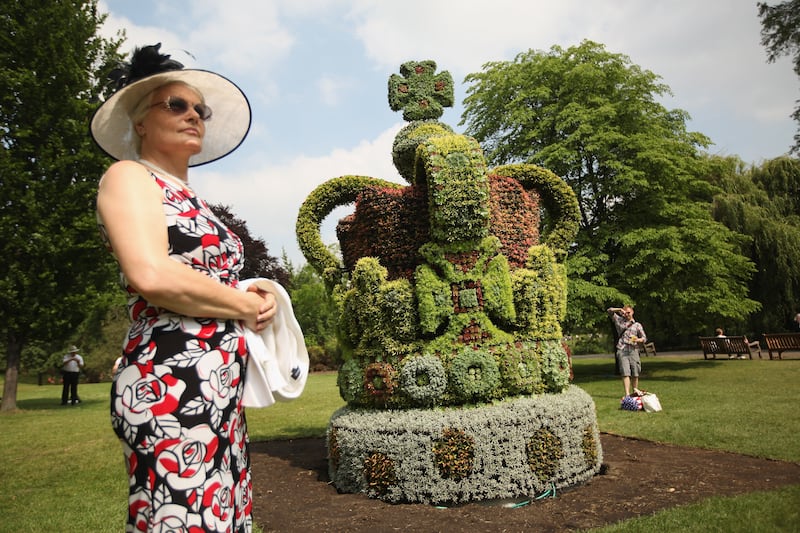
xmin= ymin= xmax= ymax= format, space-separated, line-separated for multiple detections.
xmin=641 ymin=392 xmax=662 ymax=412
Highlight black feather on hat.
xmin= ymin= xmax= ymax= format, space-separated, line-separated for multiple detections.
xmin=108 ymin=43 xmax=184 ymax=92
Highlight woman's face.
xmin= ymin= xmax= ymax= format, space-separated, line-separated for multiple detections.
xmin=137 ymin=82 xmax=206 ymax=158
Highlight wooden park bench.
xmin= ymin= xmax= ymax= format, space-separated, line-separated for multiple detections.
xmin=637 ymin=341 xmax=657 ymax=357
xmin=763 ymin=332 xmax=800 ymax=360
xmin=699 ymin=336 xmax=762 ymax=360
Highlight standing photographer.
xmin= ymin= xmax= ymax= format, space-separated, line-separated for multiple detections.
xmin=607 ymin=306 xmax=647 ymax=398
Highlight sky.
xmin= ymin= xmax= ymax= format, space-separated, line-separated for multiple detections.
xmin=98 ymin=0 xmax=798 ymax=267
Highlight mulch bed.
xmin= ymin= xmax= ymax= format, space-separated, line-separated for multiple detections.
xmin=250 ymin=433 xmax=800 ymax=532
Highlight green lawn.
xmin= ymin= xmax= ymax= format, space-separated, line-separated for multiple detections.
xmin=0 ymin=357 xmax=797 ymax=532
xmin=572 ymin=356 xmax=799 ymax=462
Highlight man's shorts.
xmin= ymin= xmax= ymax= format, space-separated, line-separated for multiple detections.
xmin=616 ymin=349 xmax=641 ymax=377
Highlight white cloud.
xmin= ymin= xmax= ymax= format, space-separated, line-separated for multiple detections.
xmin=180 ymin=1 xmax=294 ymax=75
xmin=96 ymin=8 xmax=182 ymax=57
xmin=348 ymin=1 xmax=548 ymax=75
xmin=317 ymin=76 xmax=354 ymax=106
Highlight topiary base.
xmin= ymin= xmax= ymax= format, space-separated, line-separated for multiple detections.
xmin=326 ymin=385 xmax=602 ymax=504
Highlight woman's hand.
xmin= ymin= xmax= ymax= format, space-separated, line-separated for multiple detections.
xmin=243 ymin=282 xmax=277 ymax=332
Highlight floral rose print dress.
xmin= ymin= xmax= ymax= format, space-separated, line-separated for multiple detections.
xmin=100 ymin=172 xmax=252 ymax=533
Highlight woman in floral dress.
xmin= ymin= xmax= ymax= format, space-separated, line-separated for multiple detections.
xmin=92 ymin=44 xmax=275 ymax=532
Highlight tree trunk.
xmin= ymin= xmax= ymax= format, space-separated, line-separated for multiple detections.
xmin=1 ymin=336 xmax=22 ymax=412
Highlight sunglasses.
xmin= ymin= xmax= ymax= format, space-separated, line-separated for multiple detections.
xmin=149 ymin=96 xmax=213 ymax=121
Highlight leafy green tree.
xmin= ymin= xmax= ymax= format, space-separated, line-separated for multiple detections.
xmin=758 ymin=0 xmax=800 ymax=153
xmin=460 ymin=40 xmax=758 ymax=344
xmin=709 ymin=155 xmax=800 ymax=335
xmin=208 ymin=203 xmax=290 ymax=286
xmin=283 ymin=253 xmax=340 ymax=369
xmin=0 ymin=0 xmax=122 ymax=410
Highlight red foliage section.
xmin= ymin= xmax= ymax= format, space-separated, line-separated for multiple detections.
xmin=338 ymin=184 xmax=430 ymax=280
xmin=458 ymin=319 xmax=489 ymax=343
xmin=488 ymin=174 xmax=540 ymax=268
xmin=337 ymin=174 xmax=541 ymax=278
xmin=445 ymin=250 xmax=480 ymax=273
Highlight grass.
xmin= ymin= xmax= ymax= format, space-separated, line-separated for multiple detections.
xmin=245 ymin=372 xmax=343 ymax=441
xmin=591 ymin=485 xmax=800 ymax=533
xmin=0 ymin=373 xmax=344 ymax=533
xmin=572 ymin=356 xmax=799 ymax=462
xmin=0 ymin=356 xmax=797 ymax=532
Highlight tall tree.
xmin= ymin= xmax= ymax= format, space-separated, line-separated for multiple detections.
xmin=758 ymin=0 xmax=800 ymax=154
xmin=461 ymin=40 xmax=758 ymax=344
xmin=285 ymin=259 xmax=340 ymax=366
xmin=709 ymin=155 xmax=800 ymax=334
xmin=208 ymin=203 xmax=290 ymax=287
xmin=0 ymin=0 xmax=122 ymax=410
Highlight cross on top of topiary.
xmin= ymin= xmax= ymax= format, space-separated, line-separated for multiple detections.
xmin=388 ymin=60 xmax=454 ymax=121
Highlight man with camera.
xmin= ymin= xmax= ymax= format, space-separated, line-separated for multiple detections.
xmin=608 ymin=306 xmax=648 ymax=398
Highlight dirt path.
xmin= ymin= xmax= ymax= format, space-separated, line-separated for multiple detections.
xmin=250 ymin=433 xmax=800 ymax=532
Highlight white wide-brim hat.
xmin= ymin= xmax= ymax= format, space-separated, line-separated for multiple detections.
xmin=90 ymin=52 xmax=251 ymax=167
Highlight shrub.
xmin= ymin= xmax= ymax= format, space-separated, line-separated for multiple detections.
xmin=363 ymin=451 xmax=398 ymax=497
xmin=432 ymin=428 xmax=475 ymax=480
xmin=327 ymin=386 xmax=602 ymax=504
xmin=527 ymin=428 xmax=564 ymax=482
